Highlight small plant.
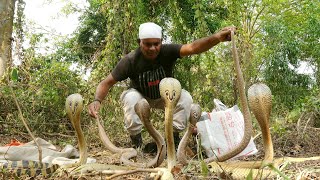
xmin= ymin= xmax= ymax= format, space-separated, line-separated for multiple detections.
xmin=195 ymin=135 xmax=209 ymax=177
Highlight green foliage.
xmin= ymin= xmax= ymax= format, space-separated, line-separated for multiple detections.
xmin=266 ymin=163 xmax=290 ymax=180
xmin=53 ymin=0 xmax=109 ymax=66
xmin=246 ymin=169 xmax=253 ymax=180
xmin=11 ymin=68 xmax=18 ymax=82
xmin=292 ymin=87 xmax=320 ymax=127
xmin=271 ymin=118 xmax=288 ymax=137
xmin=0 ymin=56 xmax=85 ymax=135
xmin=196 ymin=135 xmax=209 ymax=176
xmin=263 ymin=17 xmax=313 ymax=110
xmin=29 ymin=61 xmax=82 ymax=109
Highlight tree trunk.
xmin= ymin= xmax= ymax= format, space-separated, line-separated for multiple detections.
xmin=0 ymin=0 xmax=15 ymax=78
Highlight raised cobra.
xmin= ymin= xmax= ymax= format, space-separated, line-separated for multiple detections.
xmin=177 ymin=104 xmax=201 ymax=165
xmin=248 ymin=83 xmax=273 ymax=162
xmin=206 ymin=83 xmax=275 ymax=178
xmin=204 ymin=32 xmax=320 ymax=179
xmin=0 ymin=94 xmax=86 ymax=177
xmin=65 ymin=93 xmax=88 ymax=165
xmin=206 ymin=83 xmax=320 ymax=179
xmin=159 ymin=77 xmax=182 ymax=170
xmin=135 ymin=99 xmax=167 ymax=167
xmin=95 ymin=98 xmax=166 ymax=167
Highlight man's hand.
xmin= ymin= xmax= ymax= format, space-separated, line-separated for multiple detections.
xmin=217 ymin=26 xmax=236 ymax=42
xmin=88 ymin=101 xmax=101 ymax=119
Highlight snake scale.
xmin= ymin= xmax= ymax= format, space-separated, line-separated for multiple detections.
xmin=0 ymin=160 xmax=59 ymax=177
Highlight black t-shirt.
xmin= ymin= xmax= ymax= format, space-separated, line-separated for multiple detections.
xmin=111 ymin=44 xmax=182 ymax=99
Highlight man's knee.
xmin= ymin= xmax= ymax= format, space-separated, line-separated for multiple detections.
xmin=121 ymin=88 xmax=143 ymax=105
xmin=121 ymin=88 xmax=144 ymax=135
xmin=180 ymin=89 xmax=193 ymax=105
xmin=173 ymin=89 xmax=193 ymax=131
xmin=177 ymin=89 xmax=193 ymax=114
xmin=124 ymin=114 xmax=143 ymax=135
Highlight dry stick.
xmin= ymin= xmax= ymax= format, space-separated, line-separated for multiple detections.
xmin=105 ymin=168 xmax=160 ymax=179
xmin=42 ymin=132 xmax=73 ymax=138
xmin=296 ymin=112 xmax=305 ymax=134
xmin=9 ymin=83 xmax=42 ymax=163
xmin=302 ymin=114 xmax=312 ymax=135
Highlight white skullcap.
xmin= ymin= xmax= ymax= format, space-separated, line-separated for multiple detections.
xmin=139 ymin=22 xmax=162 ymax=39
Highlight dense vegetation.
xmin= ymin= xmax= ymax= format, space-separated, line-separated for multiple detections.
xmin=0 ymin=0 xmax=319 ymax=145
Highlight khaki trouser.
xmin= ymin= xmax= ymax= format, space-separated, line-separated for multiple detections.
xmin=120 ymin=88 xmax=193 ymax=136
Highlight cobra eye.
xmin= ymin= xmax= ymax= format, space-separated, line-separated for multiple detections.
xmin=165 ymin=91 xmax=169 ymax=96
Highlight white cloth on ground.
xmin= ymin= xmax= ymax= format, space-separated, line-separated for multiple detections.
xmin=0 ymin=137 xmax=96 ymax=165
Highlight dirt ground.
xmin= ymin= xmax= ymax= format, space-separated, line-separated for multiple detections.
xmin=1 ymin=122 xmax=320 ymax=180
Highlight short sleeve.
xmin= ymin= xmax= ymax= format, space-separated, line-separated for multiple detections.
xmin=162 ymin=44 xmax=182 ymax=59
xmin=111 ymin=56 xmax=131 ymax=82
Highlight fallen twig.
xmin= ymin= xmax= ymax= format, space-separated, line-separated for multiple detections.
xmin=302 ymin=113 xmax=313 ymax=135
xmin=296 ymin=112 xmax=305 ymax=133
xmin=105 ymin=168 xmax=159 ymax=179
xmin=42 ymin=132 xmax=74 ymax=138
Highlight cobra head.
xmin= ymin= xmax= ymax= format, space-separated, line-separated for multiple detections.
xmin=189 ymin=104 xmax=201 ymax=126
xmin=159 ymin=78 xmax=182 ymax=107
xmin=65 ymin=93 xmax=84 ymax=126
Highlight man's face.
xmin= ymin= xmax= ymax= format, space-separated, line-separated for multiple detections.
xmin=139 ymin=38 xmax=162 ymax=61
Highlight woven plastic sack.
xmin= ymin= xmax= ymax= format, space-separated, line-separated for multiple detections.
xmin=196 ymin=100 xmax=257 ymax=159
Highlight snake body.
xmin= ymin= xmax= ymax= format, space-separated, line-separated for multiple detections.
xmin=135 ymin=99 xmax=167 ymax=167
xmin=177 ymin=104 xmax=201 ymax=165
xmin=204 ymin=31 xmax=253 ymax=163
xmin=0 ymin=160 xmax=59 ymax=177
xmin=65 ymin=93 xmax=88 ymax=166
xmin=159 ymin=77 xmax=182 ymax=170
xmin=248 ymin=83 xmax=273 ymax=162
xmin=95 ymin=116 xmax=138 ymax=166
xmin=95 ymin=98 xmax=166 ymax=167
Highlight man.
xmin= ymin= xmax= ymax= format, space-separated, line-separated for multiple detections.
xmin=88 ymin=22 xmax=235 ymax=149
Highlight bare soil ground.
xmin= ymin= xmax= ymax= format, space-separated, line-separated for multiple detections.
xmin=1 ymin=122 xmax=320 ymax=180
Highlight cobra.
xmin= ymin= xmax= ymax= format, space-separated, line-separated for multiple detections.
xmin=95 ymin=98 xmax=166 ymax=167
xmin=176 ymin=31 xmax=320 ymax=179
xmin=65 ymin=93 xmax=88 ymax=166
xmin=159 ymin=77 xmax=182 ymax=170
xmin=0 ymin=93 xmax=86 ymax=177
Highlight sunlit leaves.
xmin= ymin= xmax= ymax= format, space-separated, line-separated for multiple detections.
xmin=11 ymin=68 xmax=19 ymax=82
